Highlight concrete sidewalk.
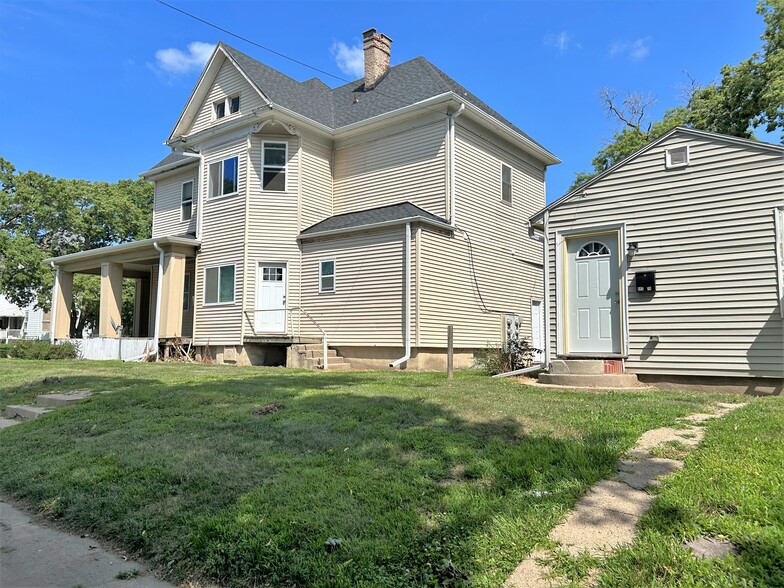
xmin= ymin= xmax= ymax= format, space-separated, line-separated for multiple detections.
xmin=0 ymin=500 xmax=174 ymax=588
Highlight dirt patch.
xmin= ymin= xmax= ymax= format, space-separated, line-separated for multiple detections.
xmin=251 ymin=403 xmax=284 ymax=416
xmin=683 ymin=537 xmax=739 ymax=559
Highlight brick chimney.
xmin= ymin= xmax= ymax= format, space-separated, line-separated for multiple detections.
xmin=362 ymin=28 xmax=392 ymax=91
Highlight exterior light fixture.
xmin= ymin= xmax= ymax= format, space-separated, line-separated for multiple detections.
xmin=627 ymin=242 xmax=639 ymax=255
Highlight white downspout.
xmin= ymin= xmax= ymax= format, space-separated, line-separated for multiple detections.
xmin=49 ymin=261 xmax=59 ymax=341
xmin=528 ymin=211 xmax=550 ymax=367
xmin=448 ymin=103 xmax=465 ymax=226
xmin=152 ymin=241 xmax=165 ymax=361
xmin=390 ymin=222 xmax=412 ymax=368
xmin=178 ymin=151 xmax=204 ymax=239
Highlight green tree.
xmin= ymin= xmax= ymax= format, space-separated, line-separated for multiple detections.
xmin=0 ymin=157 xmax=153 ymax=334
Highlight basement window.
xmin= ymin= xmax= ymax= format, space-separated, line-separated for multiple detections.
xmin=501 ymin=164 xmax=512 ymax=203
xmin=205 ymin=265 xmax=235 ymax=305
xmin=319 ymin=260 xmax=335 ymax=293
xmin=665 ymin=146 xmax=689 ymax=169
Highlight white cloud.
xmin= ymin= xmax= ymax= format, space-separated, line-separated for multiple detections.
xmin=609 ymin=38 xmax=651 ymax=61
xmin=544 ymin=31 xmax=579 ymax=54
xmin=330 ymin=41 xmax=364 ymax=78
xmin=154 ymin=42 xmax=215 ymax=75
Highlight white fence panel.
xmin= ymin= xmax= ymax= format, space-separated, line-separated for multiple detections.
xmin=62 ymin=338 xmax=156 ymax=361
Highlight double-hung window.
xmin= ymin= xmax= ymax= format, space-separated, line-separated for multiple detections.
xmin=181 ymin=180 xmax=194 ymax=221
xmin=209 ymin=156 xmax=238 ymax=198
xmin=319 ymin=260 xmax=335 ymax=293
xmin=214 ymin=94 xmax=239 ymax=119
xmin=501 ymin=164 xmax=512 ymax=203
xmin=262 ymin=142 xmax=287 ymax=191
xmin=205 ymin=265 xmax=235 ymax=304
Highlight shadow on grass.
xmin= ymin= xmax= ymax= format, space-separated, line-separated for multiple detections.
xmin=0 ymin=370 xmax=631 ymax=587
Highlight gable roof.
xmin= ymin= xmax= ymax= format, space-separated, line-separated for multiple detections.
xmin=530 ymin=126 xmax=784 ymax=224
xmin=165 ymin=42 xmax=557 ymax=165
xmin=299 ymin=201 xmax=451 ymax=239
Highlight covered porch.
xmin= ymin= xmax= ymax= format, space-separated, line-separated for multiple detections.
xmin=45 ymin=237 xmax=199 ymax=358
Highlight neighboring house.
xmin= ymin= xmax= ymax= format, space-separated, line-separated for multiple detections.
xmin=530 ymin=127 xmax=784 ymax=390
xmin=0 ymin=295 xmax=50 ymax=342
xmin=45 ymin=29 xmax=558 ymax=368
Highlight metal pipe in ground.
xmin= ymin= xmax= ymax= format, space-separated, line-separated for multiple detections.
xmin=447 ymin=325 xmax=454 ymax=379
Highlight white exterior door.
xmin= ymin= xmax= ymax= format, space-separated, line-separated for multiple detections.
xmin=256 ymin=263 xmax=287 ymax=333
xmin=566 ymin=235 xmax=621 ymax=354
xmin=531 ymin=300 xmax=544 ymax=362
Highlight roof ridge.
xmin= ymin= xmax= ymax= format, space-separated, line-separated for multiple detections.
xmin=416 ymin=57 xmax=453 ymax=94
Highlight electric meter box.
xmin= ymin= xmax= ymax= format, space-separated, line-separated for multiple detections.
xmin=635 ymin=271 xmax=656 ymax=293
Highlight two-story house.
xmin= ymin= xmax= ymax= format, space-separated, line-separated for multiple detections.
xmin=46 ymin=30 xmax=559 ymax=369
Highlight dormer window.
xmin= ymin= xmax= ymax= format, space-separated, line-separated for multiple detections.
xmin=665 ymin=146 xmax=689 ymax=169
xmin=214 ymin=94 xmax=240 ymax=120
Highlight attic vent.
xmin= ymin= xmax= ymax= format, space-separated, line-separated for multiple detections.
xmin=665 ymin=146 xmax=689 ymax=169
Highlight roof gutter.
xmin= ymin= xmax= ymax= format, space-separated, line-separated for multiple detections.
xmin=42 ymin=236 xmax=200 ymax=267
xmin=297 ymin=215 xmax=453 ymax=241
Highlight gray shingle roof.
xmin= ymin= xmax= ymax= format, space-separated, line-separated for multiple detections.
xmin=299 ymin=202 xmax=450 ymax=237
xmin=144 ymin=151 xmax=196 ymax=175
xmin=222 ymin=43 xmax=535 ymax=138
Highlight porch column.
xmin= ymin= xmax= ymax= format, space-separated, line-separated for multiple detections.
xmin=52 ymin=269 xmax=73 ymax=340
xmin=158 ymin=251 xmax=186 ymax=338
xmin=99 ymin=261 xmax=123 ymax=338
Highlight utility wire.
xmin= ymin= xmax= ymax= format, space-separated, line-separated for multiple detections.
xmin=155 ymin=0 xmax=349 ymax=83
xmin=154 ymin=0 xmax=456 ymax=119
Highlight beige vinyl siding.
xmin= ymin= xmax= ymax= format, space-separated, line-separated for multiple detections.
xmin=151 ymin=167 xmax=198 ymax=238
xmin=299 ymin=227 xmax=409 ymax=346
xmin=417 ymin=119 xmax=546 ymax=349
xmin=546 ymin=132 xmax=784 ymax=377
xmin=181 ymin=257 xmax=195 ymax=338
xmin=193 ymin=138 xmax=247 ymax=345
xmin=333 ymin=118 xmax=447 ymax=217
xmin=188 ymin=58 xmax=266 ymax=135
xmin=300 ymin=137 xmax=333 ymax=230
xmin=243 ymin=134 xmax=302 ymax=337
xmin=418 ymin=229 xmax=542 ymax=348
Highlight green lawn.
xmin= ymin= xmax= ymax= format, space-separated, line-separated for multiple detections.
xmin=0 ymin=360 xmax=772 ymax=587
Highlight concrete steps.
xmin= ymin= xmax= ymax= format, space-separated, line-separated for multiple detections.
xmin=538 ymin=359 xmax=643 ymax=388
xmin=288 ymin=343 xmax=353 ymax=371
xmin=5 ymin=405 xmax=52 ymax=420
xmin=2 ymin=390 xmax=94 ymax=428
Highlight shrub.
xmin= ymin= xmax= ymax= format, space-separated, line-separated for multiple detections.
xmin=2 ymin=340 xmax=78 ymax=360
xmin=474 ymin=336 xmax=539 ymax=375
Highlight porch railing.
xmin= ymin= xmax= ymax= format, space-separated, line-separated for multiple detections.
xmin=0 ymin=329 xmax=23 ymax=343
xmin=243 ymin=307 xmax=329 ymax=371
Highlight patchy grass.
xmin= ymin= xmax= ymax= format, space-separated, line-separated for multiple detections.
xmin=597 ymin=400 xmax=784 ymax=587
xmin=0 ymin=360 xmax=745 ymax=587
xmin=649 ymin=440 xmax=691 ymax=460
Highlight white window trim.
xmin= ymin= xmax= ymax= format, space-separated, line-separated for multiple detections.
xmin=261 ymin=140 xmax=289 ymax=193
xmin=180 ymin=180 xmax=194 ymax=222
xmin=318 ymin=258 xmax=336 ymax=294
xmin=665 ymin=145 xmax=690 ymax=169
xmin=501 ymin=162 xmax=512 ymax=204
xmin=203 ymin=263 xmax=237 ymax=306
xmin=183 ymin=272 xmax=191 ymax=312
xmin=213 ymin=94 xmax=240 ymax=121
xmin=207 ymin=156 xmax=240 ymax=200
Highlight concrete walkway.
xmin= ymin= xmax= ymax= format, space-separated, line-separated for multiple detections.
xmin=0 ymin=500 xmax=173 ymax=588
xmin=505 ymin=402 xmax=746 ymax=587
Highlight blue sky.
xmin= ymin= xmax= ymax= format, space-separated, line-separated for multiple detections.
xmin=0 ymin=0 xmax=769 ymax=202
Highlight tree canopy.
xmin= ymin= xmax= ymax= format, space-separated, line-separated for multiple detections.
xmin=0 ymin=157 xmax=152 ymax=330
xmin=571 ymin=0 xmax=783 ymax=192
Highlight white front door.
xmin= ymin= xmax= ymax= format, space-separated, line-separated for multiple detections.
xmin=566 ymin=235 xmax=621 ymax=354
xmin=256 ymin=263 xmax=287 ymax=333
xmin=531 ymin=300 xmax=544 ymax=362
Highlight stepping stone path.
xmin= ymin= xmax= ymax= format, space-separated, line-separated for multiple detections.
xmin=2 ymin=390 xmax=94 ymax=428
xmin=505 ymin=402 xmax=746 ymax=587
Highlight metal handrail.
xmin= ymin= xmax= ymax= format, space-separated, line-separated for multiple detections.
xmin=243 ymin=307 xmax=329 ymax=371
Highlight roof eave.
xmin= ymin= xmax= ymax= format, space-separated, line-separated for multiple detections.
xmin=298 ymin=216 xmax=454 ymax=240
xmin=139 ymin=157 xmax=198 ymax=179
xmin=44 ymin=236 xmax=201 ymax=267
